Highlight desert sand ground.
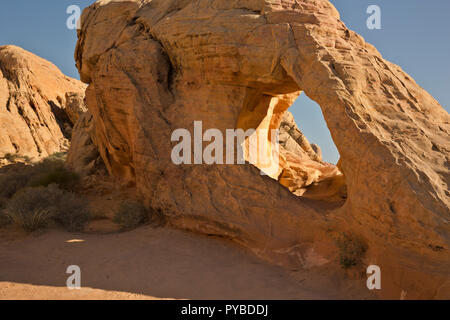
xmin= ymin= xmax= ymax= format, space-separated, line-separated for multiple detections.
xmin=0 ymin=223 xmax=372 ymax=300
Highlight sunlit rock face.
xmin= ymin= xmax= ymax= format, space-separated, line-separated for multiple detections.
xmin=74 ymin=0 xmax=449 ymax=298
xmin=277 ymin=110 xmax=346 ymax=201
xmin=0 ymin=45 xmax=86 ymax=161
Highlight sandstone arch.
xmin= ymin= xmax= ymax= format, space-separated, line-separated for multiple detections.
xmin=71 ymin=0 xmax=450 ymax=298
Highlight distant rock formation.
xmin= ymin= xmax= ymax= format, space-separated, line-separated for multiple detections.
xmin=279 ymin=111 xmax=322 ymax=163
xmin=0 ymin=45 xmax=86 ymax=162
xmin=73 ymin=0 xmax=449 ymax=298
xmin=278 ymin=110 xmax=346 ymax=200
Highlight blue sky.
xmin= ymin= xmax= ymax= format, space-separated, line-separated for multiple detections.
xmin=0 ymin=1 xmax=94 ymax=79
xmin=0 ymin=0 xmax=448 ymax=163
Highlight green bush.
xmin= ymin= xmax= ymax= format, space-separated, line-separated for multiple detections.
xmin=4 ymin=184 xmax=90 ymax=233
xmin=27 ymin=158 xmax=79 ymax=189
xmin=0 ymin=153 xmax=78 ymax=200
xmin=53 ymin=192 xmax=91 ymax=232
xmin=113 ymin=201 xmax=148 ymax=230
xmin=0 ymin=198 xmax=11 ymax=228
xmin=0 ymin=170 xmax=30 ymax=199
xmin=2 ymin=153 xmax=31 ymax=163
xmin=4 ymin=186 xmax=61 ymax=232
xmin=4 ymin=153 xmax=18 ymax=162
xmin=45 ymin=152 xmax=67 ymax=162
xmin=0 ymin=212 xmax=11 ymax=228
xmin=0 ymin=153 xmax=88 ymax=233
xmin=336 ymin=233 xmax=367 ymax=269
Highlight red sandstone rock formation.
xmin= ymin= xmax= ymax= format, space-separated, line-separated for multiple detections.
xmin=71 ymin=0 xmax=450 ymax=298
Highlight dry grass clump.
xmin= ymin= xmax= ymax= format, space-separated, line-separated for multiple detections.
xmin=0 ymin=212 xmax=11 ymax=228
xmin=3 ymin=184 xmax=90 ymax=233
xmin=0 ymin=153 xmax=79 ymax=200
xmin=2 ymin=153 xmax=31 ymax=163
xmin=0 ymin=169 xmax=30 ymax=199
xmin=53 ymin=191 xmax=91 ymax=232
xmin=0 ymin=197 xmax=11 ymax=228
xmin=4 ymin=186 xmax=61 ymax=232
xmin=0 ymin=153 xmax=86 ymax=232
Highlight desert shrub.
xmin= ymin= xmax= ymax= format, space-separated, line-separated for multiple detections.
xmin=4 ymin=153 xmax=18 ymax=162
xmin=0 ymin=170 xmax=30 ymax=199
xmin=0 ymin=153 xmax=78 ymax=200
xmin=27 ymin=157 xmax=79 ymax=189
xmin=336 ymin=233 xmax=367 ymax=269
xmin=113 ymin=201 xmax=148 ymax=230
xmin=45 ymin=152 xmax=67 ymax=162
xmin=0 ymin=212 xmax=11 ymax=228
xmin=53 ymin=192 xmax=91 ymax=232
xmin=0 ymin=197 xmax=6 ymax=209
xmin=4 ymin=186 xmax=62 ymax=232
xmin=0 ymin=198 xmax=11 ymax=228
xmin=4 ymin=184 xmax=91 ymax=232
xmin=2 ymin=153 xmax=31 ymax=163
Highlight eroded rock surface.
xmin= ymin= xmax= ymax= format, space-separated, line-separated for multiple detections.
xmin=65 ymin=91 xmax=88 ymax=124
xmin=278 ymin=110 xmax=345 ymax=200
xmin=66 ymin=111 xmax=102 ymax=177
xmin=279 ymin=111 xmax=322 ymax=163
xmin=0 ymin=45 xmax=87 ymax=161
xmin=74 ymin=0 xmax=450 ymax=298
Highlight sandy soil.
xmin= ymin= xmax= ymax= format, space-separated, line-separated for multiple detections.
xmin=0 ymin=224 xmax=371 ymax=300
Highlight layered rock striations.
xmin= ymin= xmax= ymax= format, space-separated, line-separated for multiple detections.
xmin=0 ymin=45 xmax=86 ymax=161
xmin=73 ymin=0 xmax=450 ymax=298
